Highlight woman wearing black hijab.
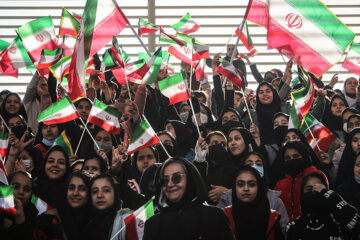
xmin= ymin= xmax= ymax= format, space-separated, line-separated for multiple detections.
xmin=33 ymin=145 xmax=71 ymax=210
xmin=143 ymin=157 xmax=235 ymax=240
xmin=1 ymin=92 xmax=28 ymax=124
xmin=223 ymin=166 xmax=284 ymax=240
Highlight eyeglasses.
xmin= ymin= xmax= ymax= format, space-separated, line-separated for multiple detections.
xmin=160 ymin=172 xmax=186 ymax=187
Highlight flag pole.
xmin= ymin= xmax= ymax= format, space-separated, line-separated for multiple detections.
xmin=142 ymin=114 xmax=171 ymax=159
xmin=189 ymin=40 xmax=194 ymax=92
xmin=74 ymin=120 xmax=88 ymax=156
xmin=0 ymin=114 xmax=10 ymax=132
xmin=127 ymin=21 xmax=152 ymax=56
xmin=240 ymin=88 xmax=253 ymax=122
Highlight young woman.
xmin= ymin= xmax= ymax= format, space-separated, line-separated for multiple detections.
xmin=84 ymin=174 xmax=132 ymax=240
xmin=143 ymin=157 xmax=235 ymax=240
xmin=286 ymin=172 xmax=360 ymax=239
xmin=82 ymin=152 xmax=108 ymax=177
xmin=34 ymin=123 xmax=62 ymax=157
xmin=223 ymin=166 xmax=284 ymax=240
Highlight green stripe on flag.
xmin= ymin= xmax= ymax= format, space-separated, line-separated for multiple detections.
xmin=171 ymin=13 xmax=191 ymax=29
xmin=83 ymin=0 xmax=98 ymax=59
xmin=103 ymin=51 xmax=116 ymax=67
xmin=130 ymin=120 xmax=150 ymax=143
xmin=139 ymin=18 xmax=156 ymax=28
xmin=0 ymin=185 xmax=14 ymax=198
xmin=0 ymin=132 xmax=9 ymax=140
xmin=15 ymin=37 xmax=36 ymax=73
xmin=145 ymin=199 xmax=154 ymax=219
xmin=299 ymin=114 xmax=317 ymax=133
xmin=285 ymin=0 xmax=355 ymax=50
xmin=158 ymin=70 xmax=186 ymax=91
xmin=17 ymin=16 xmax=54 ymax=39
xmin=0 ymin=39 xmax=9 ymax=52
xmin=94 ymin=99 xmax=121 ymax=118
xmin=37 ymin=96 xmax=72 ymax=121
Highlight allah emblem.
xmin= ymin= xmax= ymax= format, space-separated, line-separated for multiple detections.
xmin=9 ymin=47 xmax=16 ymax=54
xmin=137 ymin=219 xmax=145 ymax=228
xmin=105 ymin=115 xmax=111 ymax=121
xmin=139 ymin=138 xmax=144 ymax=144
xmin=285 ymin=13 xmax=303 ymax=29
xmin=35 ymin=33 xmax=45 ymax=42
xmin=184 ymin=46 xmax=192 ymax=54
xmin=356 ymin=58 xmax=360 ymax=65
xmin=178 ymin=83 xmax=185 ymax=90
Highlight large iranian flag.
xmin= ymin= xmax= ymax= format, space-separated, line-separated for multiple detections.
xmin=88 ymin=99 xmax=121 ymax=134
xmin=342 ymin=42 xmax=360 ymax=76
xmin=16 ymin=16 xmax=58 ymax=62
xmin=37 ymin=96 xmax=80 ymax=124
xmin=127 ymin=120 xmax=159 ymax=155
xmin=246 ymin=0 xmax=355 ymax=77
xmin=0 ymin=185 xmax=15 ymax=215
xmin=125 ymin=199 xmax=154 ymax=240
xmin=171 ymin=13 xmax=200 ymax=35
xmin=168 ymin=44 xmax=197 ymax=67
xmin=159 ymin=70 xmax=189 ymax=105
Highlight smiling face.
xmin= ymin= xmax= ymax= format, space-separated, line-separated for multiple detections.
xmin=161 ymin=163 xmax=187 ymax=203
xmin=228 ymin=130 xmax=246 ymax=156
xmin=67 ymin=176 xmax=88 ymax=208
xmin=258 ymin=84 xmax=273 ymax=105
xmin=235 ymin=171 xmax=258 ymax=203
xmin=45 ymin=150 xmax=67 ymax=180
xmin=331 ymin=97 xmax=346 ymax=117
xmin=91 ymin=178 xmax=115 ymax=211
xmin=11 ymin=173 xmax=32 ymax=206
xmin=5 ymin=94 xmax=20 ymax=115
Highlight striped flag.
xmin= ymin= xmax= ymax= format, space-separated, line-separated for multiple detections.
xmin=195 ymin=59 xmax=208 ymax=81
xmin=88 ymin=99 xmax=121 ymax=134
xmin=127 ymin=120 xmax=159 ymax=155
xmin=108 ymin=36 xmax=129 ymax=68
xmin=0 ymin=37 xmax=36 ymax=77
xmin=246 ymin=0 xmax=355 ymax=77
xmin=111 ymin=67 xmax=126 ymax=84
xmin=125 ymin=199 xmax=154 ymax=240
xmin=168 ymin=44 xmax=197 ymax=67
xmin=291 ymin=70 xmax=315 ymax=116
xmin=288 ymin=101 xmax=304 ymax=129
xmin=216 ymin=60 xmax=243 ymax=89
xmin=59 ymin=8 xmax=80 ymax=37
xmin=49 ymin=54 xmax=72 ymax=82
xmin=0 ymin=157 xmax=8 ymax=185
xmin=235 ymin=20 xmax=258 ymax=56
xmin=31 ymin=194 xmax=52 ymax=215
xmin=16 ymin=16 xmax=58 ymax=62
xmin=177 ymin=34 xmax=210 ymax=61
xmin=159 ymin=70 xmax=189 ymax=105
xmin=342 ymin=42 xmax=360 ymax=76
xmin=0 ymin=185 xmax=15 ymax=216
xmin=138 ymin=18 xmax=158 ymax=35
xmin=37 ymin=47 xmax=64 ymax=75
xmin=171 ymin=13 xmax=200 ymax=35
xmin=37 ymin=96 xmax=80 ymax=124
xmin=159 ymin=28 xmax=186 ymax=46
xmin=54 ymin=131 xmax=74 ymax=156
xmin=63 ymin=35 xmax=77 ymax=56
xmin=0 ymin=39 xmax=10 ymax=53
xmin=0 ymin=132 xmax=9 ymax=158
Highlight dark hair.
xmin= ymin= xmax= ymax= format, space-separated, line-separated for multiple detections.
xmin=67 ymin=171 xmax=91 ymax=190
xmin=157 ymin=130 xmax=176 ymax=143
xmin=8 ymin=170 xmax=32 ymax=184
xmin=342 ymin=107 xmax=359 ymax=118
xmin=44 ymin=145 xmax=71 ymax=177
xmin=301 ymin=171 xmax=329 ymax=194
xmin=133 ymin=146 xmax=159 ymax=165
xmin=233 ymin=165 xmax=266 ymax=198
xmin=272 ymin=112 xmax=289 ymax=126
xmin=82 ymin=152 xmax=108 ymax=174
xmin=90 ymin=174 xmax=121 ymax=210
xmin=205 ymin=130 xmax=226 ymax=144
xmin=74 ymin=97 xmax=93 ymax=108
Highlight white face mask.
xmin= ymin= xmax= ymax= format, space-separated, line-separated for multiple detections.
xmin=200 ymin=113 xmax=208 ymax=124
xmin=179 ymin=111 xmax=189 ymax=122
xmin=343 ymin=122 xmax=348 ymax=132
xmin=22 ymin=159 xmax=34 ymax=172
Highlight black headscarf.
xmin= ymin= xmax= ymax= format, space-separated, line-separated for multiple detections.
xmin=22 ymin=145 xmax=44 ymax=178
xmin=154 ymin=157 xmax=207 ymax=211
xmin=322 ymin=95 xmax=348 ymax=134
xmin=1 ymin=92 xmax=28 ymax=123
xmin=131 ymin=146 xmax=159 ymax=183
xmin=32 ymin=145 xmax=70 ymax=210
xmin=217 ymin=107 xmax=243 ymax=136
xmin=139 ymin=163 xmax=162 ymax=201
xmin=231 ymin=166 xmax=270 ymax=240
xmin=82 ymin=152 xmax=108 ymax=174
xmin=255 ymin=82 xmax=282 ymax=144
xmin=164 ymin=120 xmax=195 ymax=157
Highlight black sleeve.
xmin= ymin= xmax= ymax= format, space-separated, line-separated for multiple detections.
xmin=213 ymin=75 xmax=225 ymax=116
xmin=193 ymin=161 xmax=208 ymax=184
xmin=47 ymin=72 xmax=57 ymax=103
xmin=250 ymin=63 xmax=264 ymax=83
xmin=225 ymin=89 xmax=234 ymax=108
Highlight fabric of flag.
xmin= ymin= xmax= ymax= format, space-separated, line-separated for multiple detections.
xmin=112 ymin=36 xmax=129 ymax=65
xmin=0 ymin=185 xmax=15 ymax=216
xmin=37 ymin=47 xmax=64 ymax=75
xmin=16 ymin=16 xmax=58 ymax=62
xmin=168 ymin=44 xmax=197 ymax=67
xmin=159 ymin=28 xmax=186 ymax=46
xmin=246 ymin=0 xmax=355 ymax=77
xmin=111 ymin=67 xmax=126 ymax=84
xmin=195 ymin=59 xmax=208 ymax=82
xmin=138 ymin=50 xmax=166 ymax=85
xmin=127 ymin=120 xmax=159 ymax=155
xmin=215 ymin=60 xmax=243 ymax=89
xmin=0 ymin=132 xmax=9 ymax=158
xmin=31 ymin=194 xmax=52 ymax=215
xmin=235 ymin=20 xmax=258 ymax=56
xmin=103 ymin=50 xmax=116 ymax=67
xmin=88 ymin=99 xmax=121 ymax=134
xmin=171 ymin=12 xmax=200 ymax=35
xmin=291 ymin=72 xmax=315 ymax=116
xmin=0 ymin=37 xmax=36 ymax=77
xmin=125 ymin=199 xmax=154 ymax=240
xmin=63 ymin=35 xmax=77 ymax=56
xmin=159 ymin=70 xmax=189 ymax=105
xmin=138 ymin=18 xmax=158 ymax=35
xmin=342 ymin=42 xmax=360 ymax=76
xmin=0 ymin=39 xmax=10 ymax=53
xmin=0 ymin=157 xmax=8 ymax=185
xmin=125 ymin=59 xmax=146 ymax=78
xmin=288 ymin=101 xmax=304 ymax=129
xmin=177 ymin=34 xmax=210 ymax=61
xmin=54 ymin=131 xmax=74 ymax=156
xmin=37 ymin=96 xmax=80 ymax=124
xmin=59 ymin=8 xmax=80 ymax=37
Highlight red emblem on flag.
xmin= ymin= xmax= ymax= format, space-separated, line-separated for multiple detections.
xmin=184 ymin=46 xmax=192 ymax=54
xmin=285 ymin=13 xmax=303 ymax=29
xmin=137 ymin=219 xmax=145 ymax=228
xmin=9 ymin=47 xmax=17 ymax=54
xmin=356 ymin=58 xmax=360 ymax=65
xmin=55 ymin=113 xmax=62 ymax=117
xmin=35 ymin=33 xmax=45 ymax=42
xmin=105 ymin=115 xmax=111 ymax=121
xmin=139 ymin=138 xmax=144 ymax=144
xmin=178 ymin=83 xmax=185 ymax=90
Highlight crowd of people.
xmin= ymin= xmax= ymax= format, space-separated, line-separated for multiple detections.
xmin=1 ymin=44 xmax=360 ymax=239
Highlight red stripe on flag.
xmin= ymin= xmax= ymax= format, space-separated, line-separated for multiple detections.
xmin=29 ymin=40 xmax=58 ymax=62
xmin=60 ymin=28 xmax=77 ymax=37
xmin=182 ymin=25 xmax=200 ymax=35
xmin=342 ymin=59 xmax=360 ymax=76
xmin=169 ymin=91 xmax=190 ymax=106
xmin=111 ymin=67 xmax=126 ymax=84
xmin=88 ymin=115 xmax=121 ymax=135
xmin=124 ymin=213 xmax=140 ymax=240
xmin=246 ymin=0 xmax=268 ymax=28
xmin=42 ymin=112 xmax=79 ymax=125
xmin=139 ymin=29 xmax=157 ymax=35
xmin=127 ymin=137 xmax=160 ymax=155
xmin=0 ymin=208 xmax=16 ymax=216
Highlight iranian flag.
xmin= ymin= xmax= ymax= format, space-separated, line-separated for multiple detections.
xmin=168 ymin=44 xmax=197 ymax=67
xmin=88 ymin=99 xmax=121 ymax=134
xmin=246 ymin=0 xmax=355 ymax=77
xmin=0 ymin=185 xmax=15 ymax=216
xmin=127 ymin=120 xmax=159 ymax=155
xmin=0 ymin=39 xmax=9 ymax=52
xmin=59 ymin=8 xmax=80 ymax=37
xmin=49 ymin=54 xmax=72 ymax=82
xmin=0 ymin=37 xmax=36 ymax=77
xmin=216 ymin=60 xmax=243 ymax=89
xmin=177 ymin=34 xmax=209 ymax=61
xmin=37 ymin=47 xmax=64 ymax=75
xmin=159 ymin=28 xmax=186 ymax=46
xmin=63 ymin=35 xmax=77 ymax=56
xmin=125 ymin=199 xmax=154 ymax=240
xmin=195 ymin=58 xmax=208 ymax=81
xmin=37 ymin=96 xmax=80 ymax=124
xmin=111 ymin=67 xmax=126 ymax=84
xmin=31 ymin=194 xmax=52 ymax=215
xmin=16 ymin=16 xmax=58 ymax=62
xmin=159 ymin=70 xmax=189 ymax=105
xmin=288 ymin=101 xmax=304 ymax=129
xmin=54 ymin=131 xmax=74 ymax=156
xmin=235 ymin=20 xmax=258 ymax=56
xmin=171 ymin=12 xmax=200 ymax=35
xmin=291 ymin=72 xmax=315 ymax=116
xmin=0 ymin=157 xmax=8 ymax=185
xmin=107 ymin=36 xmax=129 ymax=68
xmin=342 ymin=42 xmax=360 ymax=76
xmin=138 ymin=18 xmax=158 ymax=35
xmin=0 ymin=132 xmax=9 ymax=158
